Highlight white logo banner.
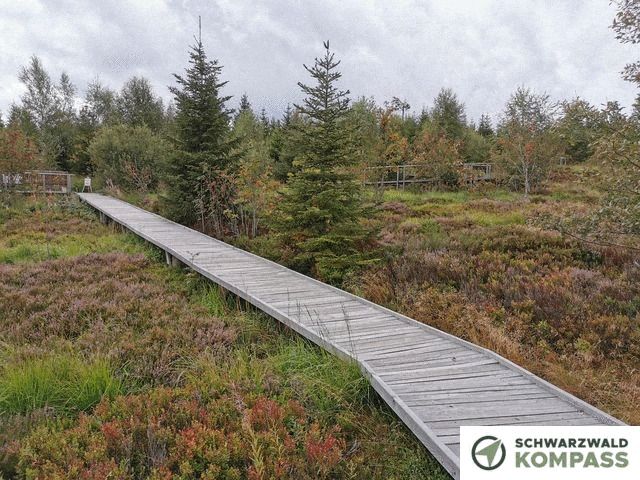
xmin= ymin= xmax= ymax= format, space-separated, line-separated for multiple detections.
xmin=460 ymin=425 xmax=640 ymax=479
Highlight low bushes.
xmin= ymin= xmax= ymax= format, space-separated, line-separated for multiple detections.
xmin=0 ymin=199 xmax=448 ymax=479
xmin=89 ymin=124 xmax=172 ymax=192
xmin=16 ymin=387 xmax=349 ymax=479
xmin=0 ymin=256 xmax=237 ymax=389
xmin=358 ymin=189 xmax=640 ymax=423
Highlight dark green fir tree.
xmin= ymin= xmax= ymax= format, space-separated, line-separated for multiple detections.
xmin=275 ymin=41 xmax=372 ymax=284
xmin=165 ymin=37 xmax=237 ymax=231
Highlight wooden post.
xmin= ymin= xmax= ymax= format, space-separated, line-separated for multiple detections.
xmin=165 ymin=251 xmax=182 ymax=268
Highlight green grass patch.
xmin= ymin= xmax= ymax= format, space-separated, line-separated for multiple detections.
xmin=456 ymin=210 xmax=525 ymax=227
xmin=0 ymin=196 xmax=151 ymax=264
xmin=198 ymin=283 xmax=237 ymax=317
xmin=0 ymin=232 xmax=146 ymax=264
xmin=382 ymin=188 xmax=519 ymax=207
xmin=271 ymin=340 xmax=371 ymax=414
xmin=0 ymin=353 xmax=123 ymax=415
xmin=420 ymin=218 xmax=441 ymax=233
xmin=383 ymin=189 xmax=469 ymax=206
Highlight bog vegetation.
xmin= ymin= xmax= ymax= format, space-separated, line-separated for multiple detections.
xmin=0 ymin=198 xmax=446 ymax=478
xmin=0 ymin=1 xmax=639 ymax=477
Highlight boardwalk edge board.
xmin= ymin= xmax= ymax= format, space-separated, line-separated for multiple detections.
xmin=77 ymin=193 xmax=625 ymax=480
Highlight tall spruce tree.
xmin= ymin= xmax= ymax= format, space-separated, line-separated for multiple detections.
xmin=275 ymin=41 xmax=370 ymax=284
xmin=165 ymin=38 xmax=236 ymax=230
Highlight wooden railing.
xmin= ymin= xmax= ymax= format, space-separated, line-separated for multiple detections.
xmin=363 ymin=163 xmax=493 ymax=189
xmin=0 ymin=170 xmax=73 ymax=194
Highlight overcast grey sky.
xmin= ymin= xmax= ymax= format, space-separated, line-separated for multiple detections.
xmin=0 ymin=0 xmax=637 ymax=123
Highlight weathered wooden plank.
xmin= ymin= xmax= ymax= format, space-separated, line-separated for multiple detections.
xmin=370 ymin=351 xmax=484 ymax=372
xmin=271 ymin=295 xmax=355 ymax=308
xmin=420 ymin=407 xmax=583 ymax=425
xmin=288 ymin=301 xmax=371 ymax=316
xmin=300 ymin=309 xmax=395 ymax=324
xmin=331 ymin=326 xmax=420 ymax=344
xmin=448 ymin=444 xmax=460 ymax=456
xmin=247 ymin=288 xmax=324 ymax=299
xmin=405 ymin=390 xmax=556 ymax=408
xmin=416 ymin=397 xmax=577 ymax=422
xmin=379 ymin=358 xmax=500 ymax=378
xmin=385 ymin=367 xmax=514 ymax=389
xmin=311 ymin=318 xmax=395 ymax=334
xmin=333 ymin=330 xmax=420 ymax=348
xmin=392 ymin=374 xmax=530 ymax=395
xmin=353 ymin=337 xmax=454 ymax=356
xmin=398 ymin=383 xmax=545 ymax=404
xmin=428 ymin=411 xmax=604 ymax=432
xmin=400 ymin=384 xmax=546 ymax=405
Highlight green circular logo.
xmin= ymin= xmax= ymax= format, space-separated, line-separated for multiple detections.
xmin=472 ymin=435 xmax=507 ymax=470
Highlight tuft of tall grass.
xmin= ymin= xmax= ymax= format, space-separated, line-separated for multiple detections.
xmin=271 ymin=340 xmax=372 ymax=416
xmin=199 ymin=284 xmax=233 ymax=317
xmin=0 ymin=354 xmax=123 ymax=415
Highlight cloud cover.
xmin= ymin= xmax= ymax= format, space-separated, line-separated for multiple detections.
xmin=0 ymin=0 xmax=637 ymax=123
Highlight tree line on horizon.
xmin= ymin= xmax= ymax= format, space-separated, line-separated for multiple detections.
xmin=1 ymin=57 xmax=635 ymax=183
xmin=1 ymin=0 xmax=639 ymax=283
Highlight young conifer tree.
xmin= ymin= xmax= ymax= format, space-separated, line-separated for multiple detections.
xmin=165 ymin=38 xmax=236 ymax=229
xmin=276 ymin=41 xmax=370 ymax=284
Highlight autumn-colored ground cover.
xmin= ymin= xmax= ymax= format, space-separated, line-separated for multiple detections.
xmin=0 ymin=196 xmax=447 ymax=479
xmin=352 ymin=166 xmax=640 ymax=425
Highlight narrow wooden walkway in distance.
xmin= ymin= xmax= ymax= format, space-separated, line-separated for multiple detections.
xmin=78 ymin=193 xmax=624 ymax=479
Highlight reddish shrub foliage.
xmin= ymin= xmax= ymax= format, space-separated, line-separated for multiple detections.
xmin=16 ymin=387 xmax=349 ymax=479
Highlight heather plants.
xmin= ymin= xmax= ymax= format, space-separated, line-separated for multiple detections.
xmin=356 ymin=172 xmax=640 ymax=424
xmin=0 ymin=200 xmax=146 ymax=263
xmin=0 ymin=198 xmax=447 ymax=479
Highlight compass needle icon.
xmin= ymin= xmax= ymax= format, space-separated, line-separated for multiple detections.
xmin=471 ymin=435 xmax=507 ymax=470
xmin=476 ymin=439 xmax=502 ymax=467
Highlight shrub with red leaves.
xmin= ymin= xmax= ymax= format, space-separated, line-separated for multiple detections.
xmin=16 ymin=387 xmax=350 ymax=479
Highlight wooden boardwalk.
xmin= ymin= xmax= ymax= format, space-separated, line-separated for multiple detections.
xmin=78 ymin=193 xmax=624 ymax=479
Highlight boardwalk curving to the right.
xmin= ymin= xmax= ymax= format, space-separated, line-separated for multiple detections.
xmin=78 ymin=193 xmax=625 ymax=479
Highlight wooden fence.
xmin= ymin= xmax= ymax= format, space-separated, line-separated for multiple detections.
xmin=0 ymin=171 xmax=73 ymax=194
xmin=364 ymin=163 xmax=493 ymax=189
